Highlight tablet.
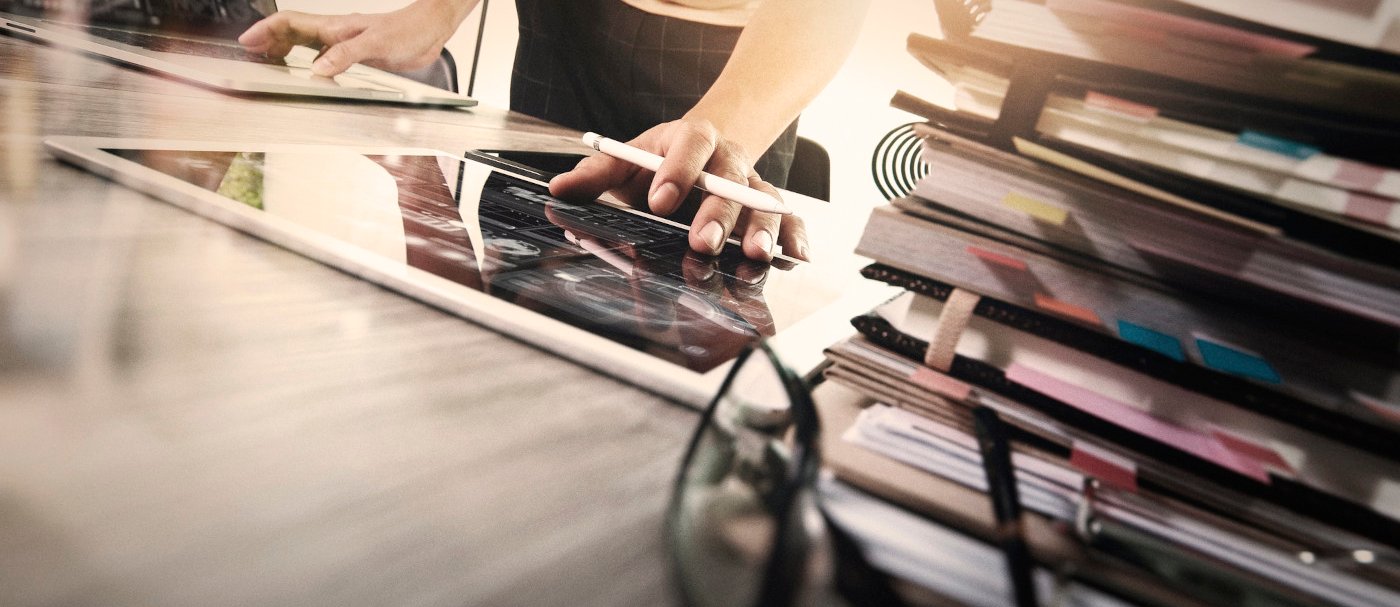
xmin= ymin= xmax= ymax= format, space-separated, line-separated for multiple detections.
xmin=45 ymin=137 xmax=890 ymax=407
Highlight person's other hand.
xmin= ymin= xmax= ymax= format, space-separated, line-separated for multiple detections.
xmin=237 ymin=0 xmax=470 ymax=77
xmin=548 ymin=119 xmax=811 ymax=262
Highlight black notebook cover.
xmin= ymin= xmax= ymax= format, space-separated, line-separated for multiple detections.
xmin=848 ymin=308 xmax=1400 ymax=551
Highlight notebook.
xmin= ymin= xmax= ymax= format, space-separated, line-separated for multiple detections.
xmin=0 ymin=0 xmax=476 ymax=106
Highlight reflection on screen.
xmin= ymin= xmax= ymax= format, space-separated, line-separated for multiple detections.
xmin=106 ymin=148 xmax=789 ymax=372
xmin=3 ymin=1 xmax=276 ymax=38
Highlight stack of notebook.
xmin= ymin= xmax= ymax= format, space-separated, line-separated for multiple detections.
xmin=816 ymin=1 xmax=1400 ymax=604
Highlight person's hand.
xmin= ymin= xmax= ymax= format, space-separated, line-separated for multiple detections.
xmin=548 ymin=119 xmax=811 ymax=263
xmin=237 ymin=0 xmax=472 ymax=77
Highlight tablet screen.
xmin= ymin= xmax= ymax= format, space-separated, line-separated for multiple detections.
xmin=104 ymin=147 xmax=805 ymax=373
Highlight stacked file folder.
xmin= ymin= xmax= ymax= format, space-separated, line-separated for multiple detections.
xmin=816 ymin=1 xmax=1400 ymax=604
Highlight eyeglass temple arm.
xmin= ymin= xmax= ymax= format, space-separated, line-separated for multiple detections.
xmin=973 ymin=407 xmax=1040 ymax=607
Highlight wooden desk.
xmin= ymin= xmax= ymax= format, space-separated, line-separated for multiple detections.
xmin=0 ymin=34 xmax=698 ymax=607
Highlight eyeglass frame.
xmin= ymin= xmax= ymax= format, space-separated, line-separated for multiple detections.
xmin=665 ymin=340 xmax=1038 ymax=607
xmin=665 ymin=340 xmax=822 ymax=607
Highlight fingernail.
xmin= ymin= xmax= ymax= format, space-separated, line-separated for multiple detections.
xmin=700 ymin=221 xmax=725 ymax=253
xmin=649 ymin=182 xmax=679 ymax=213
xmin=752 ymin=230 xmax=774 ymax=256
xmin=798 ymin=242 xmax=812 ymax=261
xmin=312 ymin=57 xmax=334 ymax=76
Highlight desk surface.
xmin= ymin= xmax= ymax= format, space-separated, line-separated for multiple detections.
xmin=0 ymin=34 xmax=705 ymax=607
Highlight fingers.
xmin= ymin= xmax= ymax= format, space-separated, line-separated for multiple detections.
xmin=654 ymin=124 xmax=798 ymax=262
xmin=648 ymin=121 xmax=720 ymax=216
xmin=548 ymin=153 xmax=643 ymax=203
xmin=236 ymin=14 xmax=284 ymax=51
xmin=735 ymin=175 xmax=784 ymax=261
xmin=551 ymin=118 xmax=812 ymax=262
xmin=690 ymin=203 xmax=736 ymax=257
xmin=238 ymin=11 xmax=442 ymax=77
xmin=238 ymin=11 xmax=368 ymax=76
xmin=690 ymin=165 xmax=798 ymax=262
xmin=549 ymin=122 xmax=711 ymax=214
xmin=688 ymin=169 xmax=747 ymax=258
xmin=311 ymin=34 xmax=378 ymax=77
xmin=775 ymin=213 xmax=811 ymax=261
xmin=238 ymin=11 xmax=359 ymax=60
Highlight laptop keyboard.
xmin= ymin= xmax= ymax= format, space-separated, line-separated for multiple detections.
xmin=51 ymin=21 xmax=285 ymax=65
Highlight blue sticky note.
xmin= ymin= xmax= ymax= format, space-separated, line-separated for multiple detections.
xmin=1195 ymin=338 xmax=1282 ymax=384
xmin=1237 ymin=130 xmax=1321 ymax=160
xmin=1117 ymin=320 xmax=1185 ymax=362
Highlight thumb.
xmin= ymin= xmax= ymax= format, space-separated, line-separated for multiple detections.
xmin=311 ymin=37 xmax=373 ymax=76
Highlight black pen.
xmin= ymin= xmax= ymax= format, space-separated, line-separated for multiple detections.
xmin=973 ymin=407 xmax=1039 ymax=607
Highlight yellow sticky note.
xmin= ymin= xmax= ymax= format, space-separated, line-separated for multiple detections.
xmin=1002 ymin=191 xmax=1069 ymax=225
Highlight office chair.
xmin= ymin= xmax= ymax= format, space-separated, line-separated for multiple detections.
xmin=786 ymin=136 xmax=831 ymax=202
xmin=394 ymin=48 xmax=459 ymax=93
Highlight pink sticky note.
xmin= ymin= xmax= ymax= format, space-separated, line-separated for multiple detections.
xmin=1071 ymin=441 xmax=1138 ymax=492
xmin=909 ymin=366 xmax=972 ymax=401
xmin=1343 ymin=193 xmax=1396 ymax=227
xmin=1085 ymin=91 xmax=1160 ymax=120
xmin=967 ymin=245 xmax=1028 ymax=271
xmin=1005 ymin=363 xmax=1271 ymax=483
xmin=1352 ymin=391 xmax=1400 ymax=426
xmin=1210 ymin=428 xmax=1296 ymax=477
xmin=1334 ymin=161 xmax=1386 ymax=192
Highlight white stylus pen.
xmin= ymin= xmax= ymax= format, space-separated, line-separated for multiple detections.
xmin=581 ymin=132 xmax=792 ymax=215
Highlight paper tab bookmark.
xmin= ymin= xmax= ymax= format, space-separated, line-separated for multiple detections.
xmin=1194 ymin=336 xmax=1282 ymax=384
xmin=1352 ymin=391 xmax=1400 ymax=426
xmin=1237 ymin=130 xmax=1320 ymax=160
xmin=1116 ymin=320 xmax=1185 ymax=362
xmin=967 ymin=245 xmax=1028 ymax=271
xmin=1209 ymin=428 xmax=1296 ymax=478
xmin=1084 ymin=91 xmax=1159 ymax=121
xmin=1334 ymin=160 xmax=1387 ymax=192
xmin=1071 ymin=440 xmax=1138 ymax=492
xmin=1033 ymin=293 xmax=1102 ymax=327
xmin=1002 ymin=191 xmax=1070 ymax=225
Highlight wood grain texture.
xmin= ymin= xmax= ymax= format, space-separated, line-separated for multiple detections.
xmin=1 ymin=33 xmax=692 ymax=607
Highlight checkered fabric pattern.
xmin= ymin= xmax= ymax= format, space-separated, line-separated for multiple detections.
xmin=511 ymin=0 xmax=798 ymax=187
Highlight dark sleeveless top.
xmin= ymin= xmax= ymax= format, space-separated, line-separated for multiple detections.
xmin=510 ymin=0 xmax=798 ymax=187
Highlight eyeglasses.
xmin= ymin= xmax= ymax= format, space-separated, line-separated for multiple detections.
xmin=665 ymin=341 xmax=829 ymax=607
xmin=666 ymin=341 xmax=1037 ymax=607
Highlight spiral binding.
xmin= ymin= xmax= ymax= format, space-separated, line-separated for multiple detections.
xmin=933 ymin=0 xmax=991 ymax=39
xmin=870 ymin=122 xmax=929 ymax=201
